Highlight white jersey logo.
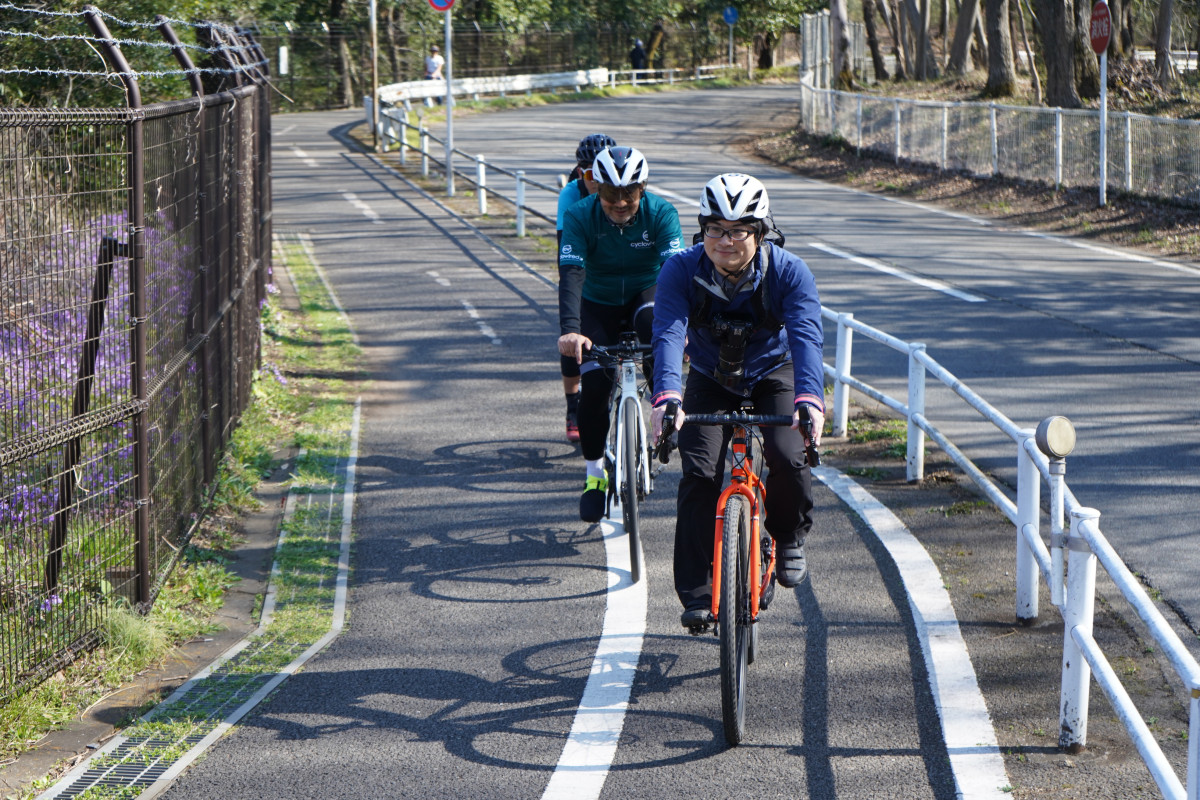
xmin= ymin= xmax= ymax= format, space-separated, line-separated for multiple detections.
xmin=561 ymin=244 xmax=573 ymax=255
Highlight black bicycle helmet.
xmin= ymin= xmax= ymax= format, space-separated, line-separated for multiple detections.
xmin=575 ymin=134 xmax=617 ymax=168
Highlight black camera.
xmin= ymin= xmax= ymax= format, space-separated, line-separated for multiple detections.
xmin=711 ymin=316 xmax=755 ymax=390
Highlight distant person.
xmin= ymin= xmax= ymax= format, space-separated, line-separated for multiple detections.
xmin=629 ymin=39 xmax=647 ymax=76
xmin=424 ymin=44 xmax=445 ymax=104
xmin=556 ymin=133 xmax=617 ymax=443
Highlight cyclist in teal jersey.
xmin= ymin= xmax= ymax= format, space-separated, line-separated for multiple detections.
xmin=556 ymin=134 xmax=616 ymax=444
xmin=558 ymin=146 xmax=685 ymax=523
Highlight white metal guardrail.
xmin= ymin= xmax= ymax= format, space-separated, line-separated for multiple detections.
xmin=824 ymin=307 xmax=1200 ymax=800
xmin=364 ymin=64 xmax=738 ymax=215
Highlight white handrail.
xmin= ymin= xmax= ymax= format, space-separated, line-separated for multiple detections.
xmin=821 ymin=303 xmax=1200 ymax=800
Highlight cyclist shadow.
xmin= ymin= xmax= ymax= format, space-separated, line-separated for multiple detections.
xmin=783 ymin=553 xmax=958 ymax=800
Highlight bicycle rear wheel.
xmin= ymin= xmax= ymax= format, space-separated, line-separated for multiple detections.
xmin=719 ymin=494 xmax=751 ymax=745
xmin=620 ymin=396 xmax=644 ymax=583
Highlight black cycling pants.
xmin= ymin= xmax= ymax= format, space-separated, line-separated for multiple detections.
xmin=577 ymin=289 xmax=655 ymax=463
xmin=673 ymin=366 xmax=813 ymax=610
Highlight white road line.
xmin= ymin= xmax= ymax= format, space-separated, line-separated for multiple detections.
xmin=541 ymin=508 xmax=647 ymax=800
xmin=290 ymin=145 xmax=318 ymax=168
xmin=649 ymin=184 xmax=701 ymax=208
xmin=297 ymin=234 xmax=360 ymax=347
xmin=809 ymin=241 xmax=987 ymax=303
xmin=1021 ymin=229 xmax=1200 ymax=277
xmin=460 ymin=300 xmax=502 ymax=345
xmin=814 ymin=467 xmax=1012 ymax=800
xmin=340 ymin=191 xmax=384 ymax=225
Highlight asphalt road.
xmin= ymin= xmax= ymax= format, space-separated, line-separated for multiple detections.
xmin=150 ymin=88 xmax=1199 ymax=799
xmin=426 ymin=85 xmax=1200 ymax=641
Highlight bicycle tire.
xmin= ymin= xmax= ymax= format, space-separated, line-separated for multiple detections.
xmin=620 ymin=395 xmax=644 ymax=583
xmin=719 ymin=494 xmax=751 ymax=745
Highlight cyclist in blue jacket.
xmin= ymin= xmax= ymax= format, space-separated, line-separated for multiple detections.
xmin=556 ymin=133 xmax=616 ymax=444
xmin=558 ymin=146 xmax=685 ymax=523
xmin=650 ymin=173 xmax=824 ymax=629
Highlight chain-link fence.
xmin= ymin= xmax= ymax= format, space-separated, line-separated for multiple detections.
xmin=251 ymin=20 xmax=802 ymax=113
xmin=0 ymin=14 xmax=269 ymax=699
xmin=797 ymin=12 xmax=1200 ymax=205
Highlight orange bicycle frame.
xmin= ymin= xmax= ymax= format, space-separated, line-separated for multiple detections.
xmin=710 ymin=425 xmax=775 ymax=622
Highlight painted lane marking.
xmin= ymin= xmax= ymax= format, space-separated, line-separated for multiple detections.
xmin=809 ymin=241 xmax=987 ymax=303
xmin=460 ymin=300 xmax=501 ymax=345
xmin=814 ymin=467 xmax=1011 ymax=800
xmin=340 ymin=191 xmax=384 ymax=225
xmin=290 ymin=145 xmax=318 ymax=168
xmin=541 ymin=507 xmax=647 ymax=800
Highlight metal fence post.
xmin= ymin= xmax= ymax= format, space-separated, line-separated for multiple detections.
xmin=516 ymin=169 xmax=526 ymax=237
xmin=906 ymin=342 xmax=926 ymax=482
xmin=399 ymin=116 xmax=408 ymax=166
xmin=1189 ymin=690 xmax=1199 ymax=800
xmin=856 ymin=96 xmax=863 ymax=155
xmin=1059 ymin=507 xmax=1101 ymax=753
xmin=1036 ymin=415 xmax=1075 ymax=609
xmin=941 ymin=105 xmax=948 ymax=171
xmin=1055 ymin=108 xmax=1063 ymax=188
xmin=476 ymin=154 xmax=487 ymax=215
xmin=1016 ymin=430 xmax=1040 ymax=624
xmin=833 ymin=312 xmax=853 ymax=437
xmin=420 ymin=121 xmax=429 ymax=177
xmin=1124 ymin=112 xmax=1133 ymax=192
xmin=894 ymin=99 xmax=901 ymax=163
xmin=990 ymin=103 xmax=998 ymax=176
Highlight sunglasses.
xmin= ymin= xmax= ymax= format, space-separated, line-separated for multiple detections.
xmin=598 ymin=184 xmax=642 ymax=203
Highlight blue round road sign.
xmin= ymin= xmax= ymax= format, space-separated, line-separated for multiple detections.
xmin=723 ymin=6 xmax=738 ymax=24
xmin=429 ymin=0 xmax=454 ymax=10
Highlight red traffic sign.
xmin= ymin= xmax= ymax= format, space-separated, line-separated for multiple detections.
xmin=1089 ymin=1 xmax=1111 ymax=54
xmin=428 ymin=0 xmax=454 ymax=9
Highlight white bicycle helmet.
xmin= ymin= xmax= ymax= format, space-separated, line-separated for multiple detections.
xmin=700 ymin=173 xmax=770 ymax=221
xmin=591 ymin=146 xmax=649 ymax=187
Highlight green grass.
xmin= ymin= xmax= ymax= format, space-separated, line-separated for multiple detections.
xmin=7 ymin=238 xmax=362 ymax=798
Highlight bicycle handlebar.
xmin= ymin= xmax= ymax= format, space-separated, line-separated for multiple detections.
xmin=654 ymin=410 xmax=821 ymax=467
xmin=684 ymin=413 xmax=794 ymax=426
xmin=584 ymin=340 xmax=653 ymax=366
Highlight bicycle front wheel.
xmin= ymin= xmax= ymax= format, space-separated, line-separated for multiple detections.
xmin=620 ymin=396 xmax=644 ymax=583
xmin=719 ymin=493 xmax=752 ymax=745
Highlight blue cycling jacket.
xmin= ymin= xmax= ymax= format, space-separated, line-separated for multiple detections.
xmin=651 ymin=242 xmax=825 ymax=411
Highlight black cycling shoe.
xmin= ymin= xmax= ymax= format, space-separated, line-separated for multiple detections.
xmin=776 ymin=543 xmax=808 ymax=588
xmin=681 ymin=605 xmax=712 ymax=633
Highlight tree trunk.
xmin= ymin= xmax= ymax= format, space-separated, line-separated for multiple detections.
xmin=973 ymin=10 xmax=991 ymax=68
xmin=1155 ymin=0 xmax=1177 ymax=86
xmin=1106 ymin=0 xmax=1126 ymax=58
xmin=879 ymin=0 xmax=911 ymax=78
xmin=901 ymin=0 xmax=941 ymax=76
xmin=984 ymin=0 xmax=1018 ymax=95
xmin=831 ymin=0 xmax=856 ymax=87
xmin=1035 ymin=0 xmax=1082 ymax=107
xmin=940 ymin=0 xmax=950 ymax=39
xmin=338 ymin=36 xmax=356 ymax=107
xmin=1074 ymin=0 xmax=1101 ymax=98
xmin=864 ymin=0 xmax=892 ymax=79
xmin=948 ymin=0 xmax=981 ymax=73
xmin=1017 ymin=0 xmax=1043 ymax=102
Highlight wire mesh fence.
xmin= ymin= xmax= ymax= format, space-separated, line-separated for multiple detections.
xmin=800 ymin=61 xmax=1200 ymax=206
xmin=0 ymin=18 xmax=269 ymax=699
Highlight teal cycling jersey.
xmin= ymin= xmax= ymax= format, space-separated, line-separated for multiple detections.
xmin=556 ymin=179 xmax=588 ymax=230
xmin=558 ymin=191 xmax=684 ymax=312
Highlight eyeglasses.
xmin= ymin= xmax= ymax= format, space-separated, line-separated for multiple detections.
xmin=703 ymin=224 xmax=756 ymax=242
xmin=598 ymin=184 xmax=642 ymax=204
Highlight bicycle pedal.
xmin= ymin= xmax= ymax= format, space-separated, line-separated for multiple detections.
xmin=685 ymin=622 xmax=711 ymax=636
